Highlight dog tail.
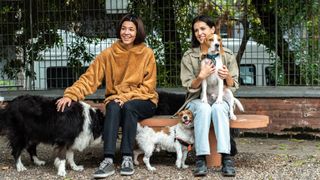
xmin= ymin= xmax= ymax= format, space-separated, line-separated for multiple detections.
xmin=234 ymin=98 xmax=244 ymax=112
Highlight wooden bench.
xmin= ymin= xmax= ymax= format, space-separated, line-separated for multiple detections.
xmin=139 ymin=114 xmax=269 ymax=167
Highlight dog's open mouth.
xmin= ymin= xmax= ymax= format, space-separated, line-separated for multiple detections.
xmin=179 ymin=110 xmax=194 ymax=127
xmin=182 ymin=117 xmax=192 ymax=126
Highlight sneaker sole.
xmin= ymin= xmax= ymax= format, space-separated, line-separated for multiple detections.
xmin=194 ymin=171 xmax=208 ymax=177
xmin=93 ymin=170 xmax=115 ymax=179
xmin=120 ymin=170 xmax=135 ymax=176
xmin=222 ymin=173 xmax=236 ymax=177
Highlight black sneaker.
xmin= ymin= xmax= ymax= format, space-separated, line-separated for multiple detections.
xmin=194 ymin=159 xmax=208 ymax=177
xmin=221 ymin=155 xmax=236 ymax=177
xmin=93 ymin=158 xmax=115 ymax=179
xmin=120 ymin=156 xmax=134 ymax=176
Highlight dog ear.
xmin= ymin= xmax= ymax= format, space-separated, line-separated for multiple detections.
xmin=219 ymin=36 xmax=225 ymax=54
xmin=186 ymin=110 xmax=193 ymax=118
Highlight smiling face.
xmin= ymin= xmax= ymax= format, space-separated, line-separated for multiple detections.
xmin=178 ymin=110 xmax=194 ymax=128
xmin=193 ymin=21 xmax=215 ymax=45
xmin=120 ymin=21 xmax=137 ymax=49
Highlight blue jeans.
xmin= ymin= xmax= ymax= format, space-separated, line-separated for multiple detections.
xmin=186 ymin=99 xmax=231 ymax=156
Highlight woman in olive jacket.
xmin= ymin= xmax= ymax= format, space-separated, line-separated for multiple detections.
xmin=180 ymin=15 xmax=239 ymax=177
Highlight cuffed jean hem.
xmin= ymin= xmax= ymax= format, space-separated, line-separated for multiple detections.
xmin=217 ymin=149 xmax=231 ymax=154
xmin=195 ymin=152 xmax=211 ymax=156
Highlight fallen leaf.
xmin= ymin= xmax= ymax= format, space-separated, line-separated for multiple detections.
xmin=1 ymin=166 xmax=9 ymax=170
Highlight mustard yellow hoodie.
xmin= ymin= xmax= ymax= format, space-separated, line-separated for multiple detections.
xmin=63 ymin=40 xmax=158 ymax=105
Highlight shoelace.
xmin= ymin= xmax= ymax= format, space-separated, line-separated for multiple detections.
xmin=196 ymin=160 xmax=205 ymax=167
xmin=223 ymin=159 xmax=234 ymax=167
xmin=121 ymin=157 xmax=133 ymax=168
xmin=99 ymin=159 xmax=111 ymax=169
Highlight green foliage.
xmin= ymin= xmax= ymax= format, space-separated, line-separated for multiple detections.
xmin=0 ymin=0 xmax=104 ymax=88
xmin=128 ymin=0 xmax=186 ymax=87
xmin=0 ymin=80 xmax=19 ymax=90
xmin=276 ymin=0 xmax=320 ymax=85
xmin=2 ymin=59 xmax=23 ymax=79
xmin=1 ymin=0 xmax=320 ymax=88
xmin=173 ymin=0 xmax=197 ymax=53
xmin=66 ymin=36 xmax=97 ymax=78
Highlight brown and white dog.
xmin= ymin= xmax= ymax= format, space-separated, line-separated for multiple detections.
xmin=133 ymin=110 xmax=194 ymax=171
xmin=200 ymin=33 xmax=244 ymax=120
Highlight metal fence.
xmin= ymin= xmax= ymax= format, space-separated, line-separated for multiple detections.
xmin=0 ymin=0 xmax=319 ymax=91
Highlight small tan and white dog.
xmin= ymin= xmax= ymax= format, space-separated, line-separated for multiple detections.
xmin=200 ymin=33 xmax=244 ymax=120
xmin=133 ymin=110 xmax=194 ymax=171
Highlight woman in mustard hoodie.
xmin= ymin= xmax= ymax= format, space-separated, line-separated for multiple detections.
xmin=56 ymin=14 xmax=158 ymax=178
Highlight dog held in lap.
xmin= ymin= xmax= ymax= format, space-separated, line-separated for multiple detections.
xmin=0 ymin=95 xmax=104 ymax=177
xmin=133 ymin=109 xmax=194 ymax=171
xmin=200 ymin=33 xmax=244 ymax=120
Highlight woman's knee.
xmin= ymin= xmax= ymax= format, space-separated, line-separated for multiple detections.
xmin=105 ymin=101 xmax=121 ymax=113
xmin=188 ymin=101 xmax=211 ymax=115
xmin=122 ymin=102 xmax=136 ymax=113
xmin=105 ymin=101 xmax=121 ymax=124
xmin=199 ymin=103 xmax=211 ymax=111
xmin=211 ymin=103 xmax=228 ymax=114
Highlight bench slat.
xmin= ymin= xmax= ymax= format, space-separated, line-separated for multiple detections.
xmin=230 ymin=115 xmax=269 ymax=129
xmin=140 ymin=114 xmax=269 ymax=129
xmin=140 ymin=116 xmax=179 ymax=127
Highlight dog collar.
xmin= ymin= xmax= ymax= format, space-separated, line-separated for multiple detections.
xmin=174 ymin=128 xmax=193 ymax=151
xmin=201 ymin=53 xmax=219 ymax=65
xmin=175 ymin=137 xmax=193 ymax=146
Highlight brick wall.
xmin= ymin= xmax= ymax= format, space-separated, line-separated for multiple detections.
xmin=236 ymin=98 xmax=320 ymax=138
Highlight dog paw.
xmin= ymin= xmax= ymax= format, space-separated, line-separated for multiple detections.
xmin=33 ymin=157 xmax=46 ymax=166
xmin=215 ymin=99 xmax=223 ymax=104
xmin=147 ymin=166 xmax=156 ymax=171
xmin=230 ymin=115 xmax=237 ymax=120
xmin=182 ymin=164 xmax=189 ymax=169
xmin=57 ymin=169 xmax=67 ymax=177
xmin=201 ymin=98 xmax=208 ymax=103
xmin=175 ymin=162 xmax=182 ymax=169
xmin=72 ymin=165 xmax=84 ymax=171
xmin=35 ymin=160 xmax=46 ymax=166
xmin=16 ymin=164 xmax=27 ymax=172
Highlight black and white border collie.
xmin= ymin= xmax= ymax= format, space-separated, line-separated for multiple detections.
xmin=0 ymin=95 xmax=104 ymax=177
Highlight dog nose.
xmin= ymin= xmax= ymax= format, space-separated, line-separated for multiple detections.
xmin=183 ymin=116 xmax=188 ymax=120
xmin=215 ymin=44 xmax=219 ymax=49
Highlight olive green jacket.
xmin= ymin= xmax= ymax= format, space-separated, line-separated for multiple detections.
xmin=176 ymin=47 xmax=239 ymax=115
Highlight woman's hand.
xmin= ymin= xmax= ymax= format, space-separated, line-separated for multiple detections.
xmin=115 ymin=99 xmax=124 ymax=107
xmin=191 ymin=61 xmax=216 ymax=89
xmin=56 ymin=97 xmax=72 ymax=112
xmin=218 ymin=65 xmax=234 ymax=87
xmin=199 ymin=61 xmax=215 ymax=80
xmin=218 ymin=65 xmax=229 ymax=80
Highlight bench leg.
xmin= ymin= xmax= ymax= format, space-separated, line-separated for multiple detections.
xmin=206 ymin=125 xmax=222 ymax=167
